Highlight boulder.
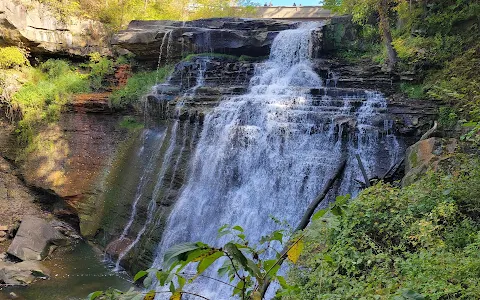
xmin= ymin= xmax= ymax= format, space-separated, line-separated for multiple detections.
xmin=7 ymin=216 xmax=66 ymax=261
xmin=0 ymin=261 xmax=50 ymax=285
xmin=402 ymin=137 xmax=457 ymax=186
xmin=0 ymin=0 xmax=110 ymax=57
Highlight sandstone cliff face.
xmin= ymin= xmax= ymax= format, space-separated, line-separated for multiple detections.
xmin=0 ymin=0 xmax=110 ymax=57
xmin=19 ymin=112 xmax=128 ymax=236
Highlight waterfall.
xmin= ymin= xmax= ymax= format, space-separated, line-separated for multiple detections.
xmin=145 ymin=22 xmax=400 ymax=298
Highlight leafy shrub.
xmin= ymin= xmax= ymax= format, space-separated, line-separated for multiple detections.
xmin=87 ymin=52 xmax=115 ymax=90
xmin=0 ymin=47 xmax=29 ymax=69
xmin=287 ymin=155 xmax=480 ymax=299
xmin=12 ymin=61 xmax=90 ymax=145
xmin=39 ymin=59 xmax=72 ymax=78
xmin=438 ymin=106 xmax=458 ymax=129
xmin=110 ymin=66 xmax=172 ymax=108
xmin=400 ymin=83 xmax=425 ymax=99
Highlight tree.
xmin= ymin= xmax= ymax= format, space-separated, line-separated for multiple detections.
xmin=326 ymin=0 xmax=399 ymax=68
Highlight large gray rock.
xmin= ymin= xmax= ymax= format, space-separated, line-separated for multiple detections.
xmin=0 ymin=261 xmax=50 ymax=285
xmin=0 ymin=0 xmax=111 ymax=57
xmin=7 ymin=216 xmax=66 ymax=261
xmin=402 ymin=137 xmax=458 ymax=186
xmin=112 ymin=18 xmax=299 ymax=62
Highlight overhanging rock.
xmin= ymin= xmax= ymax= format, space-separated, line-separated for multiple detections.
xmin=111 ymin=18 xmax=299 ymax=62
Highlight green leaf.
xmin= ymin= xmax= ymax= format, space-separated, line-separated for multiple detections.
xmin=143 ymin=290 xmax=155 ymax=300
xmin=87 ymin=291 xmax=103 ymax=300
xmin=218 ymin=260 xmax=231 ymax=277
xmin=462 ymin=121 xmax=477 ymax=127
xmin=276 ymin=275 xmax=288 ymax=289
xmin=143 ymin=275 xmax=153 ymax=288
xmin=272 ymin=231 xmax=283 ymax=243
xmin=312 ymin=208 xmax=327 ymax=221
xmin=218 ymin=224 xmax=229 ymax=233
xmin=163 ymin=242 xmax=201 ymax=268
xmin=232 ymin=225 xmax=244 ymax=232
xmin=331 ymin=205 xmax=343 ymax=216
xmin=133 ymin=270 xmax=148 ymax=282
xmin=247 ymin=259 xmax=262 ymax=280
xmin=263 ymin=259 xmax=277 ymax=271
xmin=197 ymin=251 xmax=224 ymax=274
xmin=225 ymin=242 xmax=248 ymax=269
xmin=335 ymin=194 xmax=350 ymax=205
xmin=238 ymin=233 xmax=246 ymax=240
xmin=177 ymin=275 xmax=186 ymax=289
xmin=323 ymin=254 xmax=334 ymax=264
xmin=169 ymin=281 xmax=176 ymax=293
xmin=156 ymin=271 xmax=168 ymax=286
xmin=233 ymin=280 xmax=244 ymax=296
xmin=402 ymin=289 xmax=425 ymax=300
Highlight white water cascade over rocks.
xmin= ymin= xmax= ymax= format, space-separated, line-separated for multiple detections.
xmin=146 ymin=22 xmax=400 ymax=298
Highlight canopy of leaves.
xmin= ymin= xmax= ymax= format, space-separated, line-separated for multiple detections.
xmin=31 ymin=0 xmax=255 ymax=30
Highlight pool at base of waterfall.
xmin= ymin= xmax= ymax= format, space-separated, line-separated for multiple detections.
xmin=0 ymin=242 xmax=132 ymax=300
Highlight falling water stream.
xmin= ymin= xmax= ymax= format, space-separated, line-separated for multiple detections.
xmin=147 ymin=22 xmax=401 ymax=299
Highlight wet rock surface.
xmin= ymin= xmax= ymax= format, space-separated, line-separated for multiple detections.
xmin=0 ymin=260 xmax=50 ymax=285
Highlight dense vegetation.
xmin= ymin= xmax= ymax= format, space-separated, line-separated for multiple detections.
xmin=32 ymin=0 xmax=255 ymax=30
xmin=328 ymin=0 xmax=479 ymax=142
xmin=0 ymin=48 xmax=172 ymax=156
xmin=287 ymin=155 xmax=480 ymax=299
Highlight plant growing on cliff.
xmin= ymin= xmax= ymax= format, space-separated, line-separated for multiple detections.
xmin=11 ymin=59 xmax=90 ymax=146
xmin=325 ymin=0 xmax=398 ymax=68
xmin=86 ymin=52 xmax=115 ymax=91
xmin=110 ymin=66 xmax=172 ymax=109
xmin=0 ymin=46 xmax=30 ymax=69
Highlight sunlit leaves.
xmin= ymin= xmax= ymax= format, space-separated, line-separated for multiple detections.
xmin=197 ymin=251 xmax=223 ymax=273
xmin=143 ymin=290 xmax=155 ymax=300
xmin=287 ymin=240 xmax=304 ymax=264
xmin=163 ymin=242 xmax=204 ymax=268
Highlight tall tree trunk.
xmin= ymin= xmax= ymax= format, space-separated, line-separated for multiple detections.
xmin=378 ymin=0 xmax=398 ymax=69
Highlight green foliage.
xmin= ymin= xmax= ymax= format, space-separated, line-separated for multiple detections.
xmin=86 ymin=52 xmax=115 ymax=91
xmin=438 ymin=106 xmax=458 ymax=129
xmin=110 ymin=66 xmax=172 ymax=108
xmin=460 ymin=121 xmax=480 ymax=147
xmin=0 ymin=46 xmax=29 ymax=69
xmin=89 ymin=197 xmax=352 ymax=299
xmin=27 ymin=0 xmax=256 ymax=31
xmin=425 ymin=46 xmax=480 ymax=111
xmin=287 ymin=156 xmax=480 ymax=299
xmin=400 ymin=83 xmax=425 ymax=99
xmin=11 ymin=59 xmax=90 ymax=145
xmin=119 ymin=116 xmax=144 ymax=130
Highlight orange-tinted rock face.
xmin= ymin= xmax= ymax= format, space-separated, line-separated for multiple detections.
xmin=20 ymin=109 xmax=127 ymax=234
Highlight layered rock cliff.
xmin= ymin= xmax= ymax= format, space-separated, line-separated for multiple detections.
xmin=0 ymin=0 xmax=110 ymax=57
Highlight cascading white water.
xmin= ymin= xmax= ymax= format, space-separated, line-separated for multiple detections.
xmin=149 ymin=22 xmax=400 ymax=298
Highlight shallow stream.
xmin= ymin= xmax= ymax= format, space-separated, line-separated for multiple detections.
xmin=0 ymin=242 xmax=132 ymax=300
